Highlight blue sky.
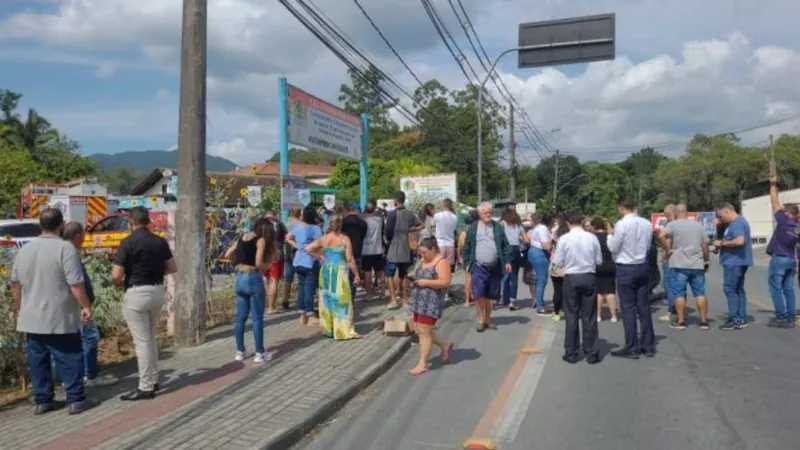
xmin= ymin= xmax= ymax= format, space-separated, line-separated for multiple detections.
xmin=1 ymin=0 xmax=799 ymax=165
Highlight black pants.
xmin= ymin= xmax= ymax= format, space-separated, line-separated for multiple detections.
xmin=616 ymin=263 xmax=655 ymax=354
xmin=563 ymin=273 xmax=599 ymax=358
xmin=551 ymin=276 xmax=564 ymax=314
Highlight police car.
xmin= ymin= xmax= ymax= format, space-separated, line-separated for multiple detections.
xmin=0 ymin=219 xmax=42 ymax=248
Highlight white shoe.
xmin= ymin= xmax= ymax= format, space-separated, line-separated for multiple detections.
xmin=235 ymin=351 xmax=246 ymax=362
xmin=253 ymin=352 xmax=273 ymax=364
xmin=596 ymin=316 xmax=602 ymax=323
xmin=84 ymin=373 xmax=119 ymax=387
xmin=658 ymin=314 xmax=672 ymax=322
xmin=610 ymin=317 xmax=618 ymax=323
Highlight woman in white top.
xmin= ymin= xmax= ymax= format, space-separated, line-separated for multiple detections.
xmin=500 ymin=208 xmax=528 ymax=310
xmin=526 ymin=212 xmax=553 ymax=315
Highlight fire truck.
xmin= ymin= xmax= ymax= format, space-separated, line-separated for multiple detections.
xmin=83 ymin=209 xmax=169 ymax=254
xmin=18 ymin=182 xmax=108 ymax=228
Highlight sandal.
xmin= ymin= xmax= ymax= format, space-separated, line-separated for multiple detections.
xmin=409 ymin=367 xmax=429 ymax=376
xmin=441 ymin=342 xmax=454 ymax=363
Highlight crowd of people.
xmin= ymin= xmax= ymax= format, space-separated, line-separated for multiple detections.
xmin=9 ymin=174 xmax=796 ymax=415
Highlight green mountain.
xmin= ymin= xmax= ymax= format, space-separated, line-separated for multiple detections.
xmin=90 ymin=150 xmax=238 ymax=173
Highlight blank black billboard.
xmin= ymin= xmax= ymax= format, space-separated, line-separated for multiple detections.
xmin=518 ymin=13 xmax=615 ymax=69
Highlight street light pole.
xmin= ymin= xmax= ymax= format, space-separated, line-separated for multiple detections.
xmin=477 ymin=47 xmax=523 ymax=204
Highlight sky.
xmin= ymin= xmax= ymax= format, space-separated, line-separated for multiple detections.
xmin=0 ymin=0 xmax=799 ymax=167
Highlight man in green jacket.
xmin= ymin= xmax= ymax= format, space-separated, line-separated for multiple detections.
xmin=462 ymin=202 xmax=513 ymax=331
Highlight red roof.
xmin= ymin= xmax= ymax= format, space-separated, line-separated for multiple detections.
xmin=234 ymin=163 xmax=332 ymax=178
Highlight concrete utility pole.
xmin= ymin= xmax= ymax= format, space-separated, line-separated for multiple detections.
xmin=508 ymin=103 xmax=516 ymax=201
xmin=174 ymin=0 xmax=208 ymax=347
xmin=552 ymin=149 xmax=560 ymax=211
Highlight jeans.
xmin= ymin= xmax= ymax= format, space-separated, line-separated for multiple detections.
xmin=27 ymin=333 xmax=85 ymax=404
xmin=528 ymin=247 xmax=550 ymax=310
xmin=80 ymin=321 xmax=100 ymax=380
xmin=722 ymin=265 xmax=748 ymax=324
xmin=501 ymin=246 xmax=521 ymax=305
xmin=234 ymin=271 xmax=266 ymax=354
xmin=768 ymin=256 xmax=797 ymax=321
xmin=662 ymin=261 xmax=676 ymax=313
xmin=296 ymin=266 xmax=318 ymax=316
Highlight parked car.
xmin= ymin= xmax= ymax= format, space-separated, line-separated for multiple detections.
xmin=0 ymin=219 xmax=41 ymax=248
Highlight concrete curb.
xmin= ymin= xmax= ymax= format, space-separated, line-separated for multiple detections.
xmin=255 ymin=334 xmax=413 ymax=450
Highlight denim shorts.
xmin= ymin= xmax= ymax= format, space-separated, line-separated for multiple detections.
xmin=385 ymin=262 xmax=411 ymax=279
xmin=670 ymin=268 xmax=706 ymax=298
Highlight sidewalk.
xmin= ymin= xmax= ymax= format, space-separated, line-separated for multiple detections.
xmin=0 ymin=272 xmax=465 ymax=450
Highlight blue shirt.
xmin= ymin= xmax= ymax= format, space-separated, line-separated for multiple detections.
xmin=766 ymin=210 xmax=798 ymax=258
xmin=720 ymin=216 xmax=753 ymax=266
xmin=292 ymin=223 xmax=322 ymax=269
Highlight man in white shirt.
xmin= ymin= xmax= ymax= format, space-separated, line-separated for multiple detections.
xmin=432 ymin=198 xmax=458 ymax=272
xmin=554 ymin=212 xmax=603 ymax=364
xmin=607 ymin=197 xmax=655 ymax=359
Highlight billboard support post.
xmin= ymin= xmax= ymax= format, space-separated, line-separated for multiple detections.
xmin=360 ymin=113 xmax=370 ymax=209
xmin=476 ymin=13 xmax=615 ymax=205
xmin=277 ymin=77 xmax=290 ymax=222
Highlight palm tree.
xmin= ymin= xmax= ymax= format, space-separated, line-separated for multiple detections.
xmin=4 ymin=109 xmax=59 ymax=162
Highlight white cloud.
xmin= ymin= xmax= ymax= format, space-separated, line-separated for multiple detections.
xmin=1 ymin=0 xmax=800 ymax=165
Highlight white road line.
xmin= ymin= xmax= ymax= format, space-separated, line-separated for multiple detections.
xmin=490 ymin=322 xmax=557 ymax=444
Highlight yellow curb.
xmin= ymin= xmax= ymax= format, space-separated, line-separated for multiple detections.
xmin=520 ymin=347 xmax=543 ymax=354
xmin=463 ymin=438 xmax=497 ymax=450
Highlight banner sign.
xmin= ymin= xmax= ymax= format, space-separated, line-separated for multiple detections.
xmin=399 ymin=173 xmax=458 ymax=202
xmin=281 ymin=176 xmax=310 ymax=211
xmin=697 ymin=212 xmax=717 ymax=237
xmin=246 ymin=186 xmax=262 ymax=207
xmin=287 ymin=84 xmax=362 ymax=160
xmin=651 ymin=212 xmax=700 ymax=231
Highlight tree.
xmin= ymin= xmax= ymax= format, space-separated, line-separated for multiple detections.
xmin=100 ymin=167 xmax=142 ymax=194
xmin=338 ymin=65 xmax=399 ymax=147
xmin=0 ymin=142 xmax=42 ymax=213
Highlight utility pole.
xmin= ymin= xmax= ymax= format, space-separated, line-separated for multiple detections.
xmin=508 ymin=103 xmax=516 ymax=202
xmin=552 ymin=149 xmax=559 ymax=211
xmin=174 ymin=0 xmax=208 ymax=347
xmin=637 ymin=177 xmax=643 ymax=212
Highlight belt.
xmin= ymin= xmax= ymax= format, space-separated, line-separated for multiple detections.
xmin=126 ymin=283 xmax=163 ymax=291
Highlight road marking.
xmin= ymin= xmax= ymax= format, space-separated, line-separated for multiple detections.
xmin=491 ymin=323 xmax=556 ymax=444
xmin=469 ymin=321 xmax=552 ymax=442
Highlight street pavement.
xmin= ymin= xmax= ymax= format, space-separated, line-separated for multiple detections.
xmin=297 ymin=263 xmax=800 ymax=450
xmin=0 ymin=280 xmax=435 ymax=450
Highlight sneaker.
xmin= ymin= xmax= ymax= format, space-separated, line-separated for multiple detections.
xmin=254 ymin=351 xmax=274 ymax=364
xmin=235 ymin=351 xmax=246 ymax=362
xmin=596 ymin=316 xmax=602 ymax=323
xmin=610 ymin=317 xmax=618 ymax=323
xmin=669 ymin=321 xmax=687 ymax=330
xmin=551 ymin=313 xmax=562 ymax=322
xmin=699 ymin=322 xmax=710 ymax=330
xmin=737 ymin=321 xmax=749 ymax=329
xmin=537 ymin=309 xmax=552 ymax=317
xmin=658 ymin=314 xmax=672 ymax=323
xmin=767 ymin=317 xmax=785 ymax=328
xmin=719 ymin=321 xmax=738 ymax=330
xmin=84 ymin=373 xmax=119 ymax=387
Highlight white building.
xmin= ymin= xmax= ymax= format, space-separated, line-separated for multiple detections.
xmin=741 ymin=187 xmax=800 ymax=245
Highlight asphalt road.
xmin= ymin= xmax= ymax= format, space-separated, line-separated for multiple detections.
xmin=296 ymin=263 xmax=800 ymax=450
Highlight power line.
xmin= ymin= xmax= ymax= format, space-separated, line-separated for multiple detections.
xmin=351 ymin=0 xmax=425 ymax=88
xmin=449 ymin=0 xmax=554 ymax=157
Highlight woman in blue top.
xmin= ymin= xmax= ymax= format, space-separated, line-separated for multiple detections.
xmin=286 ymin=207 xmax=323 ymax=326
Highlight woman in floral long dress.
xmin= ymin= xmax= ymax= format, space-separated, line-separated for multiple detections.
xmin=408 ymin=237 xmax=454 ymax=375
xmin=306 ymin=214 xmax=362 ymax=340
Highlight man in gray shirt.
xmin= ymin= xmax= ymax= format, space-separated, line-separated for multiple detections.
xmin=11 ymin=208 xmax=99 ymax=415
xmin=384 ymin=191 xmax=423 ymax=308
xmin=657 ymin=204 xmax=711 ymax=330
